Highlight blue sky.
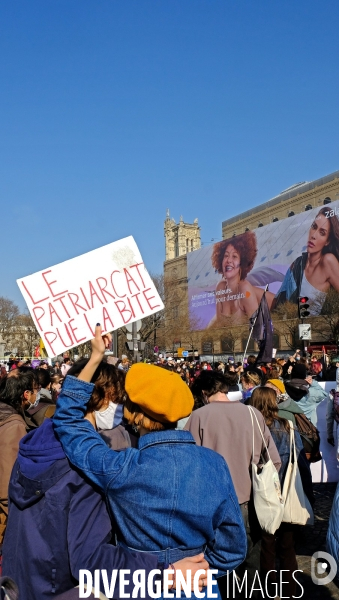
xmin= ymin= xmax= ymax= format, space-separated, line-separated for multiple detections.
xmin=1 ymin=0 xmax=338 ymax=310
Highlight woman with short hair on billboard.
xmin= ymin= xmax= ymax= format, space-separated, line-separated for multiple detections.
xmin=274 ymin=207 xmax=339 ymax=315
xmin=208 ymin=231 xmax=274 ymax=326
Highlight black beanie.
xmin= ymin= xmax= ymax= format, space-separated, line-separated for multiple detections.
xmin=291 ymin=363 xmax=307 ymax=380
xmin=285 ymin=379 xmax=309 ymax=401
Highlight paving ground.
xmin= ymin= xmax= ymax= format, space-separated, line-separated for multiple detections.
xmin=293 ymin=483 xmax=339 ymax=599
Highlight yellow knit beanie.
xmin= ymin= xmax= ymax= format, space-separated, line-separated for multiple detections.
xmin=267 ymin=379 xmax=286 ymax=394
xmin=125 ymin=364 xmax=194 ymax=423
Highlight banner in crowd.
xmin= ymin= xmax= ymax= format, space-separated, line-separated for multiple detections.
xmin=17 ymin=236 xmax=164 ymax=357
xmin=187 ymin=200 xmax=339 ymax=329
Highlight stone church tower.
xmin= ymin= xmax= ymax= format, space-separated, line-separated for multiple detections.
xmin=164 ymin=210 xmax=201 ymax=260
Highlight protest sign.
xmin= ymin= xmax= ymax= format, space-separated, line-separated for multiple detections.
xmin=17 ymin=236 xmax=164 ymax=357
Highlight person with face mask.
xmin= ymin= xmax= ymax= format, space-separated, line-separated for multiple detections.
xmin=67 ymin=358 xmax=133 ymax=450
xmin=0 ymin=370 xmax=40 ymax=543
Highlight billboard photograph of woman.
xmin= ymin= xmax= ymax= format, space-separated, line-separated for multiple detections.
xmin=208 ymin=231 xmax=275 ymax=326
xmin=274 ymin=207 xmax=339 ymax=315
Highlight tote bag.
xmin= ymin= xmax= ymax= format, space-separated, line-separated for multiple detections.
xmin=282 ymin=421 xmax=314 ymax=526
xmin=248 ymin=406 xmax=284 ymax=535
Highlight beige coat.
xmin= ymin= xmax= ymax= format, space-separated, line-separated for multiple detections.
xmin=0 ymin=402 xmax=28 ymax=542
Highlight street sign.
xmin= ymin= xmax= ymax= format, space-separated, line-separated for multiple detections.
xmin=177 ymin=347 xmax=184 ymax=357
xmin=182 ymin=351 xmax=189 ymax=357
xmin=299 ymin=324 xmax=311 ymax=340
xmin=125 ymin=320 xmax=142 ymax=333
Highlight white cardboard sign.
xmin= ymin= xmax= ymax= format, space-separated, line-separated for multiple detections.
xmin=17 ymin=236 xmax=164 ymax=357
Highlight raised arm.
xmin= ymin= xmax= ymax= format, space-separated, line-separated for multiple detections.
xmin=53 ymin=326 xmax=133 ymax=492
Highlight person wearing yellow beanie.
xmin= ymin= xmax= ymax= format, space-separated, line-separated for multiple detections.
xmin=54 ymin=326 xmax=246 ymax=597
xmin=266 ymin=379 xmax=286 ymax=395
xmin=124 ymin=363 xmax=194 ymax=430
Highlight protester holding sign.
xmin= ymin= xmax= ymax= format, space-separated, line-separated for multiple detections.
xmin=2 ymin=360 xmax=208 ymax=600
xmin=54 ymin=326 xmax=247 ymax=599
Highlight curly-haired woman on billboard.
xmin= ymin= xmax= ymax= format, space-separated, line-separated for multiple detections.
xmin=274 ymin=207 xmax=339 ymax=315
xmin=209 ymin=231 xmax=274 ymax=326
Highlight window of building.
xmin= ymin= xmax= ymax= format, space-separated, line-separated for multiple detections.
xmin=191 ymin=239 xmax=194 ymax=251
xmin=202 ymin=340 xmax=213 ymax=354
xmin=258 ymin=223 xmax=263 ymax=228
xmin=272 ymin=333 xmax=280 ymax=349
xmin=221 ymin=337 xmax=234 ymax=353
xmin=245 ymin=227 xmax=250 ymax=232
xmin=272 ymin=217 xmax=279 ymax=222
xmin=323 ymin=197 xmax=331 ymax=205
xmin=305 ymin=204 xmax=312 ymax=211
xmin=241 ymin=337 xmax=257 ymax=352
xmin=288 ymin=211 xmax=295 ymax=217
xmin=186 ymin=239 xmax=189 ymax=253
xmin=173 ymin=306 xmax=179 ymax=319
xmin=232 ymin=232 xmax=237 ymax=237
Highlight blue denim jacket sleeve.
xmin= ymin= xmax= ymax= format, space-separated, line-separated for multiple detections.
xmin=205 ymin=460 xmax=247 ymax=576
xmin=53 ymin=375 xmax=132 ymax=492
xmin=67 ymin=465 xmax=159 ymax=593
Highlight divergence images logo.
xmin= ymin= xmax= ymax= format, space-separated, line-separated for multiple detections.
xmin=311 ymin=551 xmax=337 ymax=585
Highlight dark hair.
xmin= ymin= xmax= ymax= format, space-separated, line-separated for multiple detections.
xmin=314 ymin=207 xmax=339 ymax=261
xmin=36 ymin=368 xmax=51 ymax=389
xmin=211 ymin=231 xmax=257 ymax=280
xmin=269 ymin=366 xmax=282 ymax=378
xmin=250 ymin=387 xmax=290 ymax=433
xmin=51 ymin=374 xmax=63 ymax=385
xmin=17 ymin=365 xmax=34 ymax=374
xmin=0 ymin=371 xmax=36 ymax=412
xmin=223 ymin=371 xmax=238 ymax=387
xmin=67 ymin=358 xmax=125 ymax=412
xmin=191 ymin=371 xmax=229 ymax=403
xmin=247 ymin=355 xmax=257 ymax=365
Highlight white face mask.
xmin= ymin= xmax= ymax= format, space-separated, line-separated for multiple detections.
xmin=203 ymin=365 xmax=208 ymax=370
xmin=94 ymin=402 xmax=123 ymax=430
xmin=29 ymin=391 xmax=40 ymax=409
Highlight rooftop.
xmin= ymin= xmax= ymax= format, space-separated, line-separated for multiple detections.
xmin=222 ymin=169 xmax=339 ymax=228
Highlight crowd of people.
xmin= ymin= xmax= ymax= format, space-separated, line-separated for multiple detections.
xmin=0 ymin=340 xmax=338 ymax=600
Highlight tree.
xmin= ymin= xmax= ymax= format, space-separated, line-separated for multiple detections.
xmin=272 ymin=301 xmax=303 ymax=351
xmin=139 ymin=273 xmax=165 ymax=348
xmin=219 ymin=320 xmax=245 ymax=356
xmin=316 ymin=288 xmax=339 ymax=342
xmin=12 ymin=313 xmax=40 ymax=357
xmin=162 ymin=272 xmax=202 ymax=354
xmin=0 ymin=297 xmax=20 ymax=350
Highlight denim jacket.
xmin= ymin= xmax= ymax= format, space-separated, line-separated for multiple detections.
xmin=54 ymin=376 xmax=246 ymax=576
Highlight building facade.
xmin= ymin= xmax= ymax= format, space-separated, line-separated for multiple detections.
xmin=163 ymin=170 xmax=339 ymax=357
xmin=222 ymin=170 xmax=339 ymax=239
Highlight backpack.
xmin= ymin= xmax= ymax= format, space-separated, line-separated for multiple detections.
xmin=330 ymin=389 xmax=339 ymax=425
xmin=27 ymin=403 xmax=56 ymax=426
xmin=294 ymin=412 xmax=322 ymax=463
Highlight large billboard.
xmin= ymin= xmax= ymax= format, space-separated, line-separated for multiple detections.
xmin=188 ymin=201 xmax=339 ymax=329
